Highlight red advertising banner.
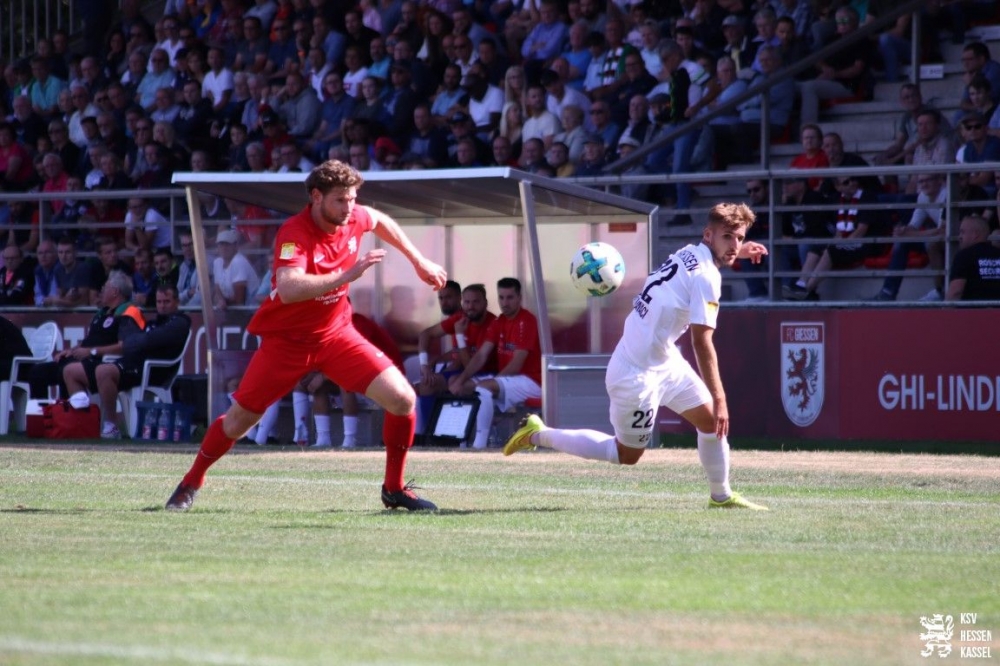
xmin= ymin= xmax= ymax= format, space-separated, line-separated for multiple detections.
xmin=659 ymin=308 xmax=999 ymax=443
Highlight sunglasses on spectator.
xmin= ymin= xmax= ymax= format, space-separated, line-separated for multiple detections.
xmin=964 ymin=123 xmax=983 ymax=130
xmin=746 ymin=186 xmax=762 ymax=194
xmin=835 ymin=18 xmax=851 ymax=25
xmin=837 ymin=179 xmax=853 ymax=186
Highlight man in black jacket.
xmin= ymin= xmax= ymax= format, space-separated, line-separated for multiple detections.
xmin=80 ymin=283 xmax=191 ymax=438
xmin=0 ymin=315 xmax=31 ymax=382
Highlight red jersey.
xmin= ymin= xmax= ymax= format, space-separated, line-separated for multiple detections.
xmin=247 ymin=204 xmax=374 ymax=340
xmin=352 ymin=312 xmax=405 ymax=371
xmin=484 ymin=308 xmax=541 ymax=385
xmin=789 ymin=152 xmax=830 ymax=190
xmin=441 ymin=310 xmax=498 ymax=374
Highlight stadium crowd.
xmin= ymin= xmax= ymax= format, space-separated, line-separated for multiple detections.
xmin=0 ymin=0 xmax=999 ymax=306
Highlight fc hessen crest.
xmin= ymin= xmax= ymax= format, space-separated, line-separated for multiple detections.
xmin=780 ymin=322 xmax=825 ymax=427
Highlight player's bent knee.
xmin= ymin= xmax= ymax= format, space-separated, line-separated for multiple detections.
xmin=617 ymin=442 xmax=645 ymax=465
xmin=222 ymin=403 xmax=262 ymax=440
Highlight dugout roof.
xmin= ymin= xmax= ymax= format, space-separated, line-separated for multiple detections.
xmin=172 ymin=167 xmax=655 ymax=225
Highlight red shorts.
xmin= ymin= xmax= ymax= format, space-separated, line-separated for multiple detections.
xmin=233 ymin=326 xmax=394 ymax=414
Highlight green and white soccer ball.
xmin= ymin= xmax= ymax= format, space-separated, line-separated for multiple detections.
xmin=570 ymin=242 xmax=626 ymax=297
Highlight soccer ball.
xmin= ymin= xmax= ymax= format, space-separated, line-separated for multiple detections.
xmin=570 ymin=242 xmax=625 ymax=297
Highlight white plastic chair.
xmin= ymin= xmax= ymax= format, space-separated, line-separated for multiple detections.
xmin=117 ymin=331 xmax=192 ymax=438
xmin=0 ymin=321 xmax=63 ymax=435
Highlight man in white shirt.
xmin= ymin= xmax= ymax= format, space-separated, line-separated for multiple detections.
xmin=870 ymin=173 xmax=949 ymax=301
xmin=504 ymin=203 xmax=770 ymax=511
xmin=202 ymin=47 xmax=235 ymax=118
xmin=211 ymin=229 xmax=261 ymax=308
xmin=522 ymin=83 xmax=561 ymax=149
xmin=124 ymin=197 xmax=172 ymax=252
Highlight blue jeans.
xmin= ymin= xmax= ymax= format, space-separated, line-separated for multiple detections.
xmin=881 ymin=241 xmax=924 ymax=297
xmin=878 ymin=32 xmax=911 ymax=83
xmin=739 ymin=255 xmax=769 ymax=297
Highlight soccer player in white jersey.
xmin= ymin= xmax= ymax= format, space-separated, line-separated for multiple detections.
xmin=504 ymin=202 xmax=770 ymax=510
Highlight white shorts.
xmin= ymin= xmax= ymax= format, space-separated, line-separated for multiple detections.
xmin=474 ymin=374 xmax=541 ymax=412
xmin=605 ymin=351 xmax=711 ymax=449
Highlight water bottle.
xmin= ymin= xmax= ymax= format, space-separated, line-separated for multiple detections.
xmin=172 ymin=408 xmax=190 ymax=442
xmin=157 ymin=406 xmax=171 ymax=441
xmin=142 ymin=406 xmax=157 ymax=440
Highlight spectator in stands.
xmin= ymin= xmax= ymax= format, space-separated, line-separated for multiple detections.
xmin=9 ymin=94 xmax=47 ymax=151
xmin=30 ymin=269 xmax=145 ymax=401
xmin=277 ymin=142 xmax=315 ymax=173
xmin=407 ymin=103 xmax=449 ymax=167
xmin=46 ymin=237 xmax=88 ymax=307
xmin=271 ymin=72 xmax=322 ymax=142
xmin=306 ymin=72 xmax=354 ymax=161
xmin=613 ymin=135 xmax=650 ymax=202
xmin=542 ymin=64 xmax=590 ymax=127
xmin=464 ymin=64 xmax=505 ymax=139
xmin=784 ymin=174 xmax=885 ymax=301
xmin=430 ymin=64 xmax=467 ymax=128
xmin=607 ymin=51 xmax=657 ymax=127
xmin=871 ymin=173 xmax=948 ymax=302
xmin=137 ymin=49 xmax=176 ymax=112
xmin=958 ymin=42 xmax=1000 ymax=114
xmin=736 ymin=45 xmax=793 ymax=162
xmin=819 ymin=131 xmax=880 ymax=199
xmin=796 ymin=6 xmax=873 ymax=125
xmin=176 ymin=231 xmax=201 ymax=307
xmin=202 ymin=46 xmax=234 ymax=119
xmin=150 ymin=87 xmax=182 ymax=126
xmin=518 ymin=136 xmax=548 ymax=173
xmin=947 ymin=214 xmax=1000 ymax=301
xmin=29 ymin=56 xmax=67 ymax=121
xmin=789 ymin=124 xmax=829 ymax=191
xmin=554 ymin=104 xmax=587 ymax=163
xmin=520 ymin=0 xmax=568 ymax=79
xmin=448 ymin=276 xmax=541 ymax=450
xmin=0 ymin=121 xmax=36 ymax=191
xmin=445 ymin=111 xmax=490 ymax=166
xmin=212 ymin=229 xmax=261 ymax=308
xmin=124 ymin=197 xmax=172 ymax=253
xmin=957 ymin=111 xmax=1000 ymax=189
xmin=497 ymin=101 xmax=524 ymax=158
xmin=32 ymin=239 xmax=59 ymax=306
xmin=546 ymin=141 xmax=575 ymax=177
xmin=152 ymin=247 xmax=178 ymax=290
xmin=66 ymin=85 xmax=96 ymax=149
xmin=637 ymin=19 xmax=662 ymax=76
xmin=574 ymin=132 xmax=606 ymax=176
xmin=131 ymin=248 xmax=157 ymax=307
xmin=588 ymin=98 xmax=620 ymax=156
xmin=717 ymin=15 xmax=754 ymax=76
xmin=779 ymin=172 xmax=835 ymax=287
xmin=384 ymin=61 xmax=418 ymax=145
xmin=876 ymin=83 xmax=936 ymax=167
xmin=136 ymin=142 xmax=174 ymax=189
xmin=906 ymin=108 xmax=955 ymax=195
xmin=174 ymin=80 xmax=214 ymax=150
xmin=522 ymin=83 xmax=561 ymax=149
xmin=617 ymin=93 xmax=653 ymax=149
xmin=774 ymin=16 xmax=808 ymax=70
xmin=233 ymin=16 xmax=270 ymax=75
xmin=0 ymin=245 xmax=34 ymax=305
xmin=587 ymin=17 xmax=637 ymax=102
xmin=264 ymin=19 xmax=300 ymax=83
xmin=41 ymin=152 xmax=70 ymax=220
xmin=563 ymin=20 xmax=593 ymax=91
xmin=643 ymin=56 xmax=696 ymax=222
xmin=955 ymin=74 xmax=997 ymax=130
xmin=502 ymin=64 xmax=527 ymax=114
xmin=479 ymin=135 xmax=511 ymax=170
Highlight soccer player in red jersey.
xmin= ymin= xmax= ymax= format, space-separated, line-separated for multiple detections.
xmin=447 ymin=277 xmax=542 ymax=449
xmin=166 ymin=160 xmax=447 ymax=511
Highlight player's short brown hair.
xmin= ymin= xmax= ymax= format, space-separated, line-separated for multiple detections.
xmin=706 ymin=202 xmax=755 ymax=231
xmin=305 ymin=159 xmax=364 ymax=194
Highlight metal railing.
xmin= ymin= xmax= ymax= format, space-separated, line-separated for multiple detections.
xmin=2 ymin=0 xmax=81 ymax=63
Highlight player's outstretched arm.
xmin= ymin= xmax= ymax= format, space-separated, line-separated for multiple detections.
xmin=275 ymin=252 xmax=386 ymax=303
xmin=367 ymin=206 xmax=447 ymax=290
xmin=690 ymin=323 xmax=729 ymax=439
xmin=737 ymin=241 xmax=768 ymax=264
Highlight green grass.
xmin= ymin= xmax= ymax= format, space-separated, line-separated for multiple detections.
xmin=1 ymin=444 xmax=998 ymax=665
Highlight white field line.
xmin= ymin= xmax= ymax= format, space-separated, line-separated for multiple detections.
xmin=0 ymin=637 xmax=297 ymax=666
xmin=0 ymin=469 xmax=995 ymax=508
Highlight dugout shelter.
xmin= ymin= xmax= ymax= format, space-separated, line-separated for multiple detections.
xmin=172 ymin=167 xmax=656 ymax=430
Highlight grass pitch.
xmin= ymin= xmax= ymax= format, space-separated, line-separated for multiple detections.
xmin=1 ymin=444 xmax=997 ymax=666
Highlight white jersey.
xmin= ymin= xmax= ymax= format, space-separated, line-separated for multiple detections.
xmin=616 ymin=243 xmax=721 ymax=370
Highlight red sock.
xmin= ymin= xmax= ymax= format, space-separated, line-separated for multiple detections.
xmin=382 ymin=411 xmax=414 ymax=492
xmin=181 ymin=416 xmax=235 ymax=489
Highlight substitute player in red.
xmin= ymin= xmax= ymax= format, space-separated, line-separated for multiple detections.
xmin=166 ymin=160 xmax=447 ymax=511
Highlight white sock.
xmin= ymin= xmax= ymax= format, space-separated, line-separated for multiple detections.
xmin=538 ymin=429 xmax=619 ymax=463
xmin=102 ymin=420 xmax=117 ymax=433
xmin=697 ymin=431 xmax=731 ymax=499
xmin=472 ymin=386 xmax=494 ymax=449
xmin=342 ymin=414 xmax=358 ymax=447
xmin=795 ymin=279 xmax=807 ymax=288
xmin=254 ymin=401 xmax=280 ymax=445
xmin=69 ymin=392 xmax=90 ymax=410
xmin=314 ymin=414 xmax=331 ymax=446
xmin=292 ymin=391 xmax=310 ymax=442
